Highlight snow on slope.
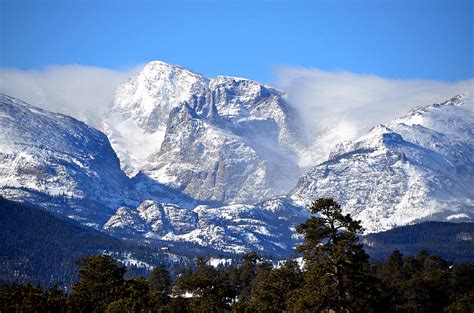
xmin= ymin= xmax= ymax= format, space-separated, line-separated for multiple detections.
xmin=291 ymin=94 xmax=474 ymax=233
xmin=140 ymin=100 xmax=300 ymax=204
xmin=103 ymin=61 xmax=209 ymax=176
xmin=105 ymin=93 xmax=473 ymax=251
xmin=114 ymin=61 xmax=210 ymax=132
xmin=0 ymin=94 xmax=137 ymax=224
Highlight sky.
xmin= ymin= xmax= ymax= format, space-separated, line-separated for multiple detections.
xmin=1 ymin=0 xmax=473 ymax=82
xmin=0 ymin=0 xmax=473 ymax=165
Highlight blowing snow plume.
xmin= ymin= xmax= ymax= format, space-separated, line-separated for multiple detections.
xmin=275 ymin=67 xmax=474 ymax=168
xmin=0 ymin=65 xmax=131 ymax=128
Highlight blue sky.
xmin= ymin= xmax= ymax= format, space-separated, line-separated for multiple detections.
xmin=1 ymin=0 xmax=472 ymax=82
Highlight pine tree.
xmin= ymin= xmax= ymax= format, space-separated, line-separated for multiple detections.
xmin=148 ymin=265 xmax=172 ymax=310
xmin=291 ymin=198 xmax=380 ymax=313
xmin=68 ymin=255 xmax=126 ymax=312
xmin=173 ymin=257 xmax=234 ymax=312
xmin=105 ymin=278 xmax=150 ymax=313
xmin=46 ymin=284 xmax=67 ymax=312
xmin=228 ymin=252 xmax=260 ymax=302
xmin=250 ymin=260 xmax=302 ymax=312
xmin=231 ymin=257 xmax=273 ymax=312
xmin=444 ymin=290 xmax=474 ymax=313
xmin=0 ymin=284 xmax=48 ymax=312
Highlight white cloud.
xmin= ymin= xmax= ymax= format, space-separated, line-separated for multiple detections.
xmin=274 ymin=67 xmax=474 ymax=167
xmin=0 ymin=65 xmax=132 ymax=128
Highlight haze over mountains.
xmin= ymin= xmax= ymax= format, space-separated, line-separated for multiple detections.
xmin=0 ymin=61 xmax=472 ymax=255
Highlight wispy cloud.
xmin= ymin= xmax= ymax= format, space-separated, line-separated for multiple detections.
xmin=274 ymin=67 xmax=474 ymax=167
xmin=0 ymin=65 xmax=132 ymax=127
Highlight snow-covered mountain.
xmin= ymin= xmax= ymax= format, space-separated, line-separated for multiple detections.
xmin=291 ymin=94 xmax=474 ymax=233
xmin=0 ymin=94 xmax=137 ymax=225
xmin=103 ymin=61 xmax=306 ymax=204
xmin=114 ymin=61 xmax=209 ymax=132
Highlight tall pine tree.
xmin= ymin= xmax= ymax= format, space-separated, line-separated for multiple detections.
xmin=290 ymin=198 xmax=381 ymax=313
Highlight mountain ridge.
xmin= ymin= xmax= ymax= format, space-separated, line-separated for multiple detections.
xmin=291 ymin=93 xmax=474 ymax=233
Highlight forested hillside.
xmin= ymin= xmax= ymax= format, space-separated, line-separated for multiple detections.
xmin=0 ymin=197 xmax=191 ymax=287
xmin=363 ymin=221 xmax=474 ymax=262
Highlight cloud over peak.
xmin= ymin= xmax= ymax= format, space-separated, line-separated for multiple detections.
xmin=1 ymin=63 xmax=472 ymax=167
xmin=274 ymin=66 xmax=473 ymax=166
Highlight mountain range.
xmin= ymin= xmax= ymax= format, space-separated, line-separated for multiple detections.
xmin=0 ymin=61 xmax=472 ymax=255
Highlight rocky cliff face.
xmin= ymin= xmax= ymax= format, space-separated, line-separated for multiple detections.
xmin=104 ymin=61 xmax=306 ymax=204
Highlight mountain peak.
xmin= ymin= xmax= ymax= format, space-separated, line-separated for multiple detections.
xmin=142 ymin=60 xmax=206 ymax=79
xmin=113 ymin=61 xmax=209 ymax=132
xmin=405 ymin=94 xmax=471 ymax=120
xmin=213 ymin=75 xmax=261 ymax=86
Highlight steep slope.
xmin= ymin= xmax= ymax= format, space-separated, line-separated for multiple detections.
xmin=291 ymin=94 xmax=474 ymax=233
xmin=208 ymin=75 xmax=306 ymax=153
xmin=103 ymin=61 xmax=210 ymax=176
xmin=103 ymin=61 xmax=306 ymax=204
xmin=0 ymin=94 xmax=137 ymax=224
xmin=140 ymin=100 xmax=300 ymax=204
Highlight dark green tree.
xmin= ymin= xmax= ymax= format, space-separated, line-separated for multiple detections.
xmin=68 ymin=255 xmax=126 ymax=312
xmin=376 ymin=250 xmax=454 ymax=313
xmin=443 ymin=290 xmax=474 ymax=313
xmin=374 ymin=250 xmax=407 ymax=312
xmin=0 ymin=284 xmax=48 ymax=313
xmin=46 ymin=284 xmax=67 ymax=313
xmin=173 ymin=257 xmax=234 ymax=312
xmin=250 ymin=259 xmax=302 ymax=312
xmin=148 ymin=265 xmax=172 ymax=310
xmin=105 ymin=277 xmax=150 ymax=313
xmin=451 ymin=262 xmax=474 ymax=295
xmin=231 ymin=257 xmax=273 ymax=312
xmin=290 ymin=198 xmax=380 ymax=313
xmin=225 ymin=252 xmax=260 ymax=305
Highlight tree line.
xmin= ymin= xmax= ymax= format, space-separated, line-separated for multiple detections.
xmin=1 ymin=198 xmax=473 ymax=312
